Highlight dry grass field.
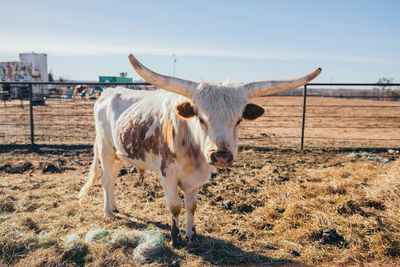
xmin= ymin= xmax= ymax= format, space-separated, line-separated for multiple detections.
xmin=0 ymin=147 xmax=399 ymax=266
xmin=241 ymin=96 xmax=400 ymax=148
xmin=0 ymin=95 xmax=400 ymax=266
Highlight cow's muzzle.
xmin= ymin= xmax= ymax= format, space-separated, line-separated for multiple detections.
xmin=210 ymin=150 xmax=233 ymax=167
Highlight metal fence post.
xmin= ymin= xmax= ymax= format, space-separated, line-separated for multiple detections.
xmin=300 ymin=84 xmax=307 ymax=150
xmin=28 ymin=83 xmax=35 ymax=145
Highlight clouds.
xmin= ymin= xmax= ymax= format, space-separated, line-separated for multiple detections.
xmin=2 ymin=32 xmax=398 ymax=65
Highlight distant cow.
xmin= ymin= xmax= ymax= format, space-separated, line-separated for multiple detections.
xmin=79 ymin=54 xmax=321 ymax=247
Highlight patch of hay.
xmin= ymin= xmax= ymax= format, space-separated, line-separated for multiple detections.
xmin=0 ymin=232 xmax=56 ymax=264
xmin=67 ymin=228 xmax=166 ymax=263
xmin=84 ymin=229 xmax=110 ymax=243
xmin=108 ymin=230 xmax=141 ymax=249
xmin=133 ymin=230 xmax=165 ymax=263
xmin=63 ymin=233 xmax=80 ymax=248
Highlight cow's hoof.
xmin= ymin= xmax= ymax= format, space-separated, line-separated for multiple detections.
xmin=103 ymin=211 xmax=114 ymax=218
xmin=185 ymin=227 xmax=197 ymax=244
xmin=185 ymin=233 xmax=198 ymax=245
xmin=170 ymin=234 xmax=184 ymax=248
xmin=170 ymin=240 xmax=182 ymax=249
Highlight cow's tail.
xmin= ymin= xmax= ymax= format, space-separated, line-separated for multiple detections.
xmin=79 ymin=137 xmax=100 ymax=202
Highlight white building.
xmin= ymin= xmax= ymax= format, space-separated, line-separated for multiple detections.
xmin=0 ymin=52 xmax=49 ymax=97
xmin=19 ymin=52 xmax=48 ymax=82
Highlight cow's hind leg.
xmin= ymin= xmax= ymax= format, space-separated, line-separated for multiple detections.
xmin=99 ymin=143 xmax=117 ymax=217
xmin=160 ymin=176 xmax=182 ymax=247
xmin=138 ymin=169 xmax=145 ymax=185
xmin=110 ymin=159 xmax=123 ymax=213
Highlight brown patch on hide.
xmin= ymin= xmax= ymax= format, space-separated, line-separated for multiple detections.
xmin=160 ymin=119 xmax=176 ymax=176
xmin=170 ymin=205 xmax=182 ymax=247
xmin=185 ymin=142 xmax=201 ymax=159
xmin=160 ymin=157 xmax=170 ymax=177
xmin=170 ymin=205 xmax=181 ymax=217
xmin=176 ymin=102 xmax=196 ymax=119
xmin=171 ymin=218 xmax=180 ymax=247
xmin=191 ymin=226 xmax=197 ymax=240
xmin=118 ymin=116 xmax=175 ymax=176
xmin=175 ymin=120 xmax=203 ymax=173
xmin=178 ymin=120 xmax=201 ymax=160
xmin=119 ymin=117 xmax=157 ymax=161
xmin=162 ymin=119 xmax=175 ymax=153
xmin=189 ymin=202 xmax=197 ymax=215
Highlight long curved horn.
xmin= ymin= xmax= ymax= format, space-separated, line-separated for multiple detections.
xmin=128 ymin=54 xmax=198 ymax=99
xmin=243 ymin=68 xmax=322 ymax=98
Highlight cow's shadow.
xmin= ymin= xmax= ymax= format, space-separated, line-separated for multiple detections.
xmin=185 ymin=234 xmax=292 ymax=266
xmin=129 ymin=217 xmax=293 ymax=266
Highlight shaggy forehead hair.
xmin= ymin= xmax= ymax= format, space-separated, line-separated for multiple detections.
xmin=193 ymin=83 xmax=248 ymax=120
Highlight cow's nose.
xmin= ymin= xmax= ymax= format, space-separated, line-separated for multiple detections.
xmin=210 ymin=151 xmax=233 ymax=166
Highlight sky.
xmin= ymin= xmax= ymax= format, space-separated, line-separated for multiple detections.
xmin=1 ymin=0 xmax=399 ymax=83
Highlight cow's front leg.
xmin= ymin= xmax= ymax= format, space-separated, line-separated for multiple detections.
xmin=160 ymin=177 xmax=182 ymax=247
xmin=110 ymin=160 xmax=123 ymax=213
xmin=184 ymin=188 xmax=199 ymax=242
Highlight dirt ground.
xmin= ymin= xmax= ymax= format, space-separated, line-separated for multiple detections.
xmin=0 ymin=146 xmax=399 ymax=266
xmin=1 ymin=96 xmax=400 ymax=148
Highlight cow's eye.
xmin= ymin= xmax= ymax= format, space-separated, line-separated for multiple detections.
xmin=236 ymin=119 xmax=242 ymax=126
xmin=199 ymin=117 xmax=206 ymax=125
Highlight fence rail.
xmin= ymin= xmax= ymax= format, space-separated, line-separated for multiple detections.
xmin=1 ymin=81 xmax=400 ymax=150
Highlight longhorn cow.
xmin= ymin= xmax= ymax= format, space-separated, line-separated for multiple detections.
xmin=79 ymin=54 xmax=321 ymax=247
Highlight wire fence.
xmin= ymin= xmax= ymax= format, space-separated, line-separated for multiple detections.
xmin=0 ymin=81 xmax=399 ymax=149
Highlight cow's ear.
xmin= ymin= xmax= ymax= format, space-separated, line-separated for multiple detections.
xmin=242 ymin=103 xmax=264 ymax=120
xmin=176 ymin=102 xmax=196 ymax=119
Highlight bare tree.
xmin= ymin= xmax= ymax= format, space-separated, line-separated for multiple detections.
xmin=377 ymin=77 xmax=394 ymax=90
xmin=48 ymin=70 xmax=55 ymax=82
xmin=377 ymin=77 xmax=400 ymax=100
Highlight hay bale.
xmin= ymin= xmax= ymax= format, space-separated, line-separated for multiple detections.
xmin=84 ymin=229 xmax=109 ymax=243
xmin=108 ymin=230 xmax=141 ymax=249
xmin=133 ymin=230 xmax=165 ymax=263
xmin=63 ymin=233 xmax=80 ymax=248
xmin=65 ymin=228 xmax=166 ymax=263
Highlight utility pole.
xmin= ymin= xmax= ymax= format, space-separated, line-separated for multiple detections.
xmin=172 ymin=54 xmax=177 ymax=77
